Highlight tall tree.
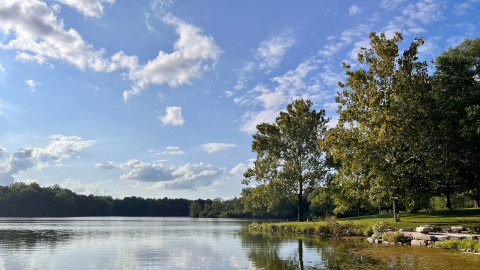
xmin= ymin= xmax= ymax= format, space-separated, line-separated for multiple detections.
xmin=243 ymin=99 xmax=329 ymax=221
xmin=428 ymin=37 xmax=480 ymax=208
xmin=325 ymin=32 xmax=430 ymax=221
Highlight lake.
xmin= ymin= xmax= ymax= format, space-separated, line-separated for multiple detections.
xmin=0 ymin=217 xmax=479 ymax=269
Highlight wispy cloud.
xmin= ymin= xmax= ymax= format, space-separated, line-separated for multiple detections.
xmin=348 ymin=5 xmax=363 ymax=15
xmin=56 ymin=0 xmax=115 ymax=18
xmin=255 ymin=31 xmax=296 ymax=72
xmin=201 ymin=143 xmax=236 ymax=153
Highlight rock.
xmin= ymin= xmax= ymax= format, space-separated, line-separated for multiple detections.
xmin=367 ymin=237 xmax=376 ymax=244
xmin=411 ymin=239 xmax=428 ymax=246
xmin=449 ymin=235 xmax=467 ymax=240
xmin=441 ymin=227 xmax=451 ymax=233
xmin=451 ymin=226 xmax=465 ymax=232
xmin=431 ymin=234 xmax=449 ymax=241
xmin=399 ymin=228 xmax=413 ymax=232
xmin=375 ymin=239 xmax=383 ymax=244
xmin=412 ymin=233 xmax=437 ymax=241
xmin=416 ymin=226 xmax=432 ymax=233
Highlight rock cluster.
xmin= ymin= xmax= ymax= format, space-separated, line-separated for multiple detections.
xmin=367 ymin=225 xmax=479 ymax=247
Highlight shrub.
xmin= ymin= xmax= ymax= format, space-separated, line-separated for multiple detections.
xmin=382 ymin=231 xmax=403 ymax=242
xmin=372 ymin=220 xmax=388 ymax=238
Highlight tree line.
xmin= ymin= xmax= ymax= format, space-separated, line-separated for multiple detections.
xmin=242 ymin=32 xmax=480 ymax=222
xmin=0 ymin=182 xmax=190 ymax=217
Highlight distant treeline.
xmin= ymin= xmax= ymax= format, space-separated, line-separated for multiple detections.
xmin=0 ymin=182 xmax=190 ymax=217
xmin=0 ymin=182 xmax=300 ymax=219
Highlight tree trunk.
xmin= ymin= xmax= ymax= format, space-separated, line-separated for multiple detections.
xmin=392 ymin=198 xmax=399 ymax=222
xmin=445 ymin=193 xmax=452 ymax=210
xmin=298 ymin=239 xmax=304 ymax=270
xmin=357 ymin=202 xmax=360 ymax=217
xmin=297 ymin=185 xmax=303 ymax=222
xmin=473 ymin=186 xmax=480 ymax=208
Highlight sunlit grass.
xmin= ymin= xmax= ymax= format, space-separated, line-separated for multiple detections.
xmin=249 ymin=208 xmax=480 ymax=236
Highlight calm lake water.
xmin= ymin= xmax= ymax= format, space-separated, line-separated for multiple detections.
xmin=0 ymin=217 xmax=479 ymax=269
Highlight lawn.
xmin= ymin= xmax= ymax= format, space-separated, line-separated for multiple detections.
xmin=248 ymin=208 xmax=480 ymax=236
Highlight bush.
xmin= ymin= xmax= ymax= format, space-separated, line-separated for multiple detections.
xmin=382 ymin=231 xmax=403 ymax=242
xmin=372 ymin=220 xmax=388 ymax=238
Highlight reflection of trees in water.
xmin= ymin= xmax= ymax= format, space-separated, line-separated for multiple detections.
xmin=241 ymin=231 xmax=381 ymax=269
xmin=0 ymin=229 xmax=73 ymax=250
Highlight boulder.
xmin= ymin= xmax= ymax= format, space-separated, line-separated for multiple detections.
xmin=411 ymin=239 xmax=428 ymax=246
xmin=416 ymin=226 xmax=432 ymax=233
xmin=451 ymin=226 xmax=465 ymax=233
xmin=412 ymin=233 xmax=437 ymax=241
xmin=367 ymin=237 xmax=376 ymax=244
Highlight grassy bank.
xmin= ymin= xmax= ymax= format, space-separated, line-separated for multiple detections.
xmin=248 ymin=208 xmax=480 ymax=236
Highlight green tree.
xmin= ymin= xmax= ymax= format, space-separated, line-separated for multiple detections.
xmin=243 ymin=99 xmax=329 ymax=221
xmin=326 ymin=32 xmax=430 ymax=222
xmin=189 ymin=201 xmax=202 ymax=217
xmin=427 ymin=37 xmax=480 ymax=208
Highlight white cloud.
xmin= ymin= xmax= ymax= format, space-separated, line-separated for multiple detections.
xmin=348 ymin=5 xmax=362 ymax=15
xmin=0 ymin=62 xmax=4 ymax=71
xmin=380 ymin=0 xmax=406 ymax=10
xmin=238 ymin=57 xmax=328 ymax=133
xmin=452 ymin=1 xmax=480 ymax=16
xmin=201 ymin=143 xmax=236 ymax=153
xmin=25 ymin=79 xmax=37 ymax=92
xmin=255 ymin=32 xmax=296 ymax=71
xmin=56 ymin=0 xmax=115 ymax=18
xmin=402 ymin=0 xmax=444 ymax=25
xmin=115 ymin=14 xmax=222 ymax=101
xmin=0 ymin=135 xmax=94 ymax=184
xmin=318 ymin=25 xmax=370 ymax=57
xmin=225 ymin=90 xmax=234 ymax=97
xmin=105 ymin=158 xmax=223 ymax=190
xmin=0 ymin=148 xmax=6 ymax=159
xmin=119 ymin=161 xmax=174 ymax=182
xmin=0 ymin=0 xmax=109 ymax=71
xmin=94 ymin=160 xmax=116 ymax=169
xmin=154 ymin=146 xmax=186 ymax=155
xmin=61 ymin=178 xmax=110 ymax=195
xmin=229 ymin=163 xmax=248 ymax=175
xmin=150 ymin=162 xmax=223 ymax=190
xmin=418 ymin=36 xmax=441 ymax=56
xmin=160 ymin=106 xmax=184 ymax=126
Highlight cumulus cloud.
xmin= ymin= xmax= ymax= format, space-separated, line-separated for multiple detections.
xmin=229 ymin=163 xmax=248 ymax=175
xmin=119 ymin=161 xmax=174 ymax=182
xmin=56 ymin=0 xmax=115 ymax=18
xmin=201 ymin=143 xmax=236 ymax=153
xmin=112 ymin=14 xmax=222 ymax=101
xmin=160 ymin=106 xmax=184 ymax=126
xmin=94 ymin=160 xmax=116 ymax=169
xmin=0 ymin=135 xmax=94 ymax=184
xmin=150 ymin=162 xmax=223 ymax=190
xmin=0 ymin=0 xmax=109 ymax=70
xmin=159 ymin=146 xmax=185 ymax=155
xmin=96 ymin=158 xmax=224 ymax=190
xmin=348 ymin=5 xmax=363 ymax=15
xmin=0 ymin=148 xmax=6 ymax=159
xmin=255 ymin=32 xmax=296 ymax=71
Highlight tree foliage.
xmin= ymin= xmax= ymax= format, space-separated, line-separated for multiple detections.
xmin=242 ymin=99 xmax=329 ymax=221
xmin=325 ymin=32 xmax=430 ymax=221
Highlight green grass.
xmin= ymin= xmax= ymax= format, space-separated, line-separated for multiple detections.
xmin=248 ymin=208 xmax=480 ymax=236
xmin=434 ymin=239 xmax=480 ymax=252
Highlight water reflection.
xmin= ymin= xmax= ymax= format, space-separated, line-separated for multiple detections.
xmin=0 ymin=229 xmax=73 ymax=250
xmin=0 ymin=218 xmax=479 ymax=269
xmin=242 ymin=231 xmax=381 ymax=269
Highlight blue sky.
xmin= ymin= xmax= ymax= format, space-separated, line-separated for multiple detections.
xmin=0 ymin=0 xmax=479 ymax=199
